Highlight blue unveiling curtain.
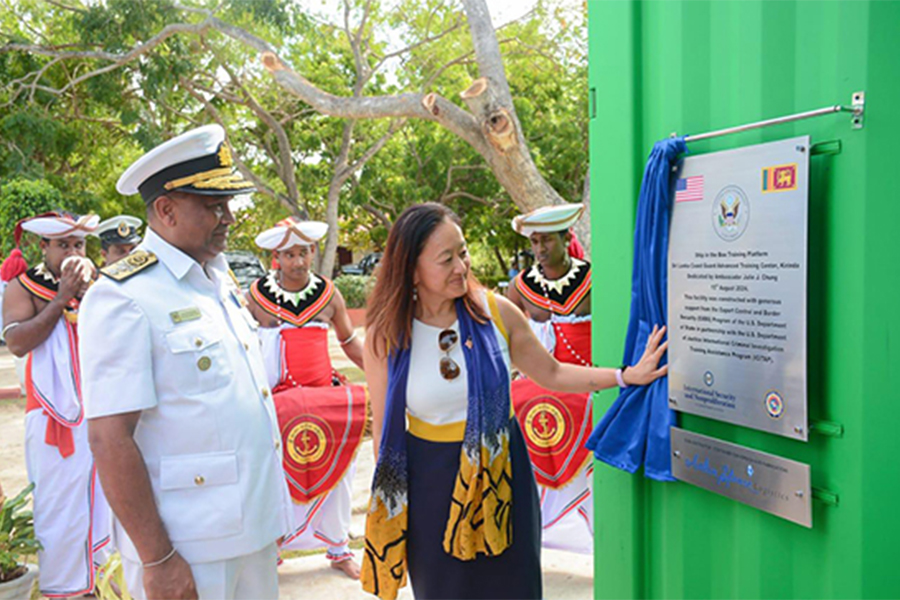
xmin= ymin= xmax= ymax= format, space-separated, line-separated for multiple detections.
xmin=585 ymin=137 xmax=686 ymax=482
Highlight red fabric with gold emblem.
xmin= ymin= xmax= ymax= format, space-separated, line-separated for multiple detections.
xmin=273 ymin=326 xmax=367 ymax=503
xmin=512 ymin=378 xmax=592 ymax=489
xmin=276 ymin=385 xmax=367 ymax=503
xmin=514 ymin=320 xmax=593 ymax=489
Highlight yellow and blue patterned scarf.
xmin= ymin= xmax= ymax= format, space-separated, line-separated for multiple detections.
xmin=361 ymin=296 xmax=513 ymax=600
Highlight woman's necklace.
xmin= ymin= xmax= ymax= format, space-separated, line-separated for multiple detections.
xmin=537 ymin=259 xmax=590 ymax=367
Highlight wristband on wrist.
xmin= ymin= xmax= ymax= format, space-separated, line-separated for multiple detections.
xmin=143 ymin=547 xmax=177 ymax=569
xmin=339 ymin=331 xmax=357 ymax=346
xmin=615 ymin=367 xmax=629 ymax=389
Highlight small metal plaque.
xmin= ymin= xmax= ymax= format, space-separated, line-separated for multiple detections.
xmin=671 ymin=427 xmax=811 ymax=528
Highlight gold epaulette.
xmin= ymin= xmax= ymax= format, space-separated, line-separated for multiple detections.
xmin=101 ymin=250 xmax=158 ymax=282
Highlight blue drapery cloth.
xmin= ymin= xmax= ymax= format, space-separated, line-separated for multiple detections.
xmin=585 ymin=136 xmax=686 ymax=482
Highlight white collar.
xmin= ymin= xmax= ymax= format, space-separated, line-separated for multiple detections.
xmin=525 ymin=257 xmax=586 ymax=295
xmin=34 ymin=263 xmax=59 ymax=284
xmin=142 ymin=228 xmax=228 ymax=281
xmin=262 ymin=270 xmax=322 ymax=307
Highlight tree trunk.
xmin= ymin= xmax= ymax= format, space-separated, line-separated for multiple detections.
xmin=320 ymin=176 xmax=343 ymax=278
xmin=492 ymin=244 xmax=508 ymax=276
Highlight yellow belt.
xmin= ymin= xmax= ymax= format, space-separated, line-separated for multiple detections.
xmin=407 ymin=406 xmax=516 ymax=443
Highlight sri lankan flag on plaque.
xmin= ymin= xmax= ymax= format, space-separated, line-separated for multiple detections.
xmin=762 ymin=163 xmax=798 ymax=193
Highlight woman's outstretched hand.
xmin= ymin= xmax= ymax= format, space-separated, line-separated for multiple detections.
xmin=624 ymin=325 xmax=669 ymax=386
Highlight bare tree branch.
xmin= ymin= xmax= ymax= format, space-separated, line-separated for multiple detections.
xmin=440 ymin=191 xmax=492 ymax=205
xmin=41 ymin=0 xmax=86 ymax=14
xmin=179 ymin=77 xmax=297 ymax=214
xmin=362 ymin=201 xmax=392 ymax=230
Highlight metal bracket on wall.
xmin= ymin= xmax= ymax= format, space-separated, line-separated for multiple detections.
xmin=809 ymin=420 xmax=844 ymax=438
xmin=812 ymin=487 xmax=840 ymax=507
xmin=675 ymin=90 xmax=867 ymax=143
xmin=851 ymin=91 xmax=865 ymax=129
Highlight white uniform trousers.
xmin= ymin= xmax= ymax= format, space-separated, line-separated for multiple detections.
xmin=539 ymin=462 xmax=594 ymax=555
xmin=123 ymin=542 xmax=278 ymax=600
xmin=25 ymin=410 xmax=111 ymax=597
xmin=280 ymin=460 xmax=355 ymax=560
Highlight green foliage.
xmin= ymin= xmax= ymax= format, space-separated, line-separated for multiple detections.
xmin=0 ymin=178 xmax=66 ymax=262
xmin=0 ymin=0 xmax=586 ymax=280
xmin=0 ymin=482 xmax=42 ymax=582
xmin=334 ymin=274 xmax=374 ymax=309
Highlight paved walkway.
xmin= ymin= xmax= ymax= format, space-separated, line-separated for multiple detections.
xmin=0 ymin=336 xmax=593 ymax=599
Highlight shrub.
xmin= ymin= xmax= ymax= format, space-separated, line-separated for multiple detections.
xmin=0 ymin=482 xmax=42 ymax=583
xmin=0 ymin=178 xmax=66 ymax=264
xmin=334 ymin=274 xmax=374 ymax=309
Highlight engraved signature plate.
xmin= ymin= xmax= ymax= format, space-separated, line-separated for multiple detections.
xmin=671 ymin=427 xmax=811 ymax=528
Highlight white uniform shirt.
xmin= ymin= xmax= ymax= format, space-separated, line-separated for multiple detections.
xmin=79 ymin=229 xmax=292 ymax=565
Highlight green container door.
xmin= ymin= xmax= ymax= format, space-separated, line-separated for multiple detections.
xmin=588 ymin=1 xmax=900 ymax=598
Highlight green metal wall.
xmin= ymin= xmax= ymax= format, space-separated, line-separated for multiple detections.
xmin=588 ymin=1 xmax=900 ymax=598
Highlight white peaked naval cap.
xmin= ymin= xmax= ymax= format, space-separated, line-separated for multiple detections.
xmin=20 ymin=212 xmax=99 ymax=239
xmin=511 ymin=203 xmax=585 ymax=236
xmin=94 ymin=215 xmax=143 ymax=245
xmin=116 ymin=124 xmax=255 ymax=203
xmin=255 ymin=218 xmax=329 ymax=251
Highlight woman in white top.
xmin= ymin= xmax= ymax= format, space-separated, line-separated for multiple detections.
xmin=361 ymin=203 xmax=667 ymax=600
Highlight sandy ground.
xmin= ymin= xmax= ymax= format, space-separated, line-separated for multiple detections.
xmin=0 ymin=337 xmax=592 ymax=599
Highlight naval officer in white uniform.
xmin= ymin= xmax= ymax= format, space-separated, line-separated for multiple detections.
xmin=80 ymin=125 xmax=292 ymax=600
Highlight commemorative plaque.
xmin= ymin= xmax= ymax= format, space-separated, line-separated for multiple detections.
xmin=671 ymin=427 xmax=812 ymax=528
xmin=668 ymin=136 xmax=809 ymax=440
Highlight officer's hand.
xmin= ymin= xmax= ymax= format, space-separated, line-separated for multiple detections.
xmin=57 ymin=260 xmax=86 ymax=304
xmin=143 ymin=552 xmax=198 ymax=600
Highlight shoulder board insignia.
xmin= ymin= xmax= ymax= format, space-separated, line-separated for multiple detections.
xmin=101 ymin=250 xmax=159 ymax=282
xmin=227 ymin=268 xmax=241 ymax=290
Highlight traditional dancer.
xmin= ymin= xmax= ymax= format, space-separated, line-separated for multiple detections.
xmin=507 ymin=203 xmax=595 ymax=554
xmin=248 ymin=218 xmax=367 ymax=579
xmin=1 ymin=211 xmax=111 ymax=597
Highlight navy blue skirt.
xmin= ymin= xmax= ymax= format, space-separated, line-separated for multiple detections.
xmin=406 ymin=420 xmax=542 ymax=599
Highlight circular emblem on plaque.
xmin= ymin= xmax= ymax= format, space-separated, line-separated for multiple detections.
xmin=764 ymin=390 xmax=784 ymax=419
xmin=286 ymin=420 xmax=328 ymax=465
xmin=704 ymin=371 xmax=715 ymax=387
xmin=524 ymin=402 xmax=566 ymax=449
xmin=712 ymin=185 xmax=750 ymax=242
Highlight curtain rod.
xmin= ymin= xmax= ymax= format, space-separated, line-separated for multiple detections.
xmin=672 ymin=91 xmax=865 ymax=143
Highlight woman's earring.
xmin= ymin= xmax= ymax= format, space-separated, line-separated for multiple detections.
xmin=413 ymin=286 xmax=418 ymax=302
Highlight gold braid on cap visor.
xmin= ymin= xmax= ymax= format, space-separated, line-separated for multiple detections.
xmin=164 ymin=168 xmax=234 ymax=191
xmin=191 ymin=172 xmax=254 ymax=190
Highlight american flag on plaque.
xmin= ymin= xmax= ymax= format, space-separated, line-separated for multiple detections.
xmin=675 ymin=175 xmax=704 ymax=202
